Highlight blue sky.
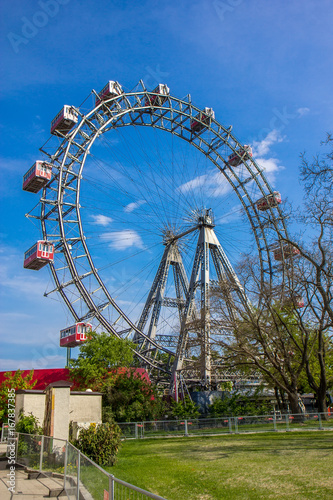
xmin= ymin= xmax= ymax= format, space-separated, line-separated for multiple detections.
xmin=0 ymin=0 xmax=332 ymax=371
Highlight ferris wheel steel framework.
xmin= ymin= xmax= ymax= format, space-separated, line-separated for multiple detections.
xmin=31 ymin=80 xmax=289 ymax=383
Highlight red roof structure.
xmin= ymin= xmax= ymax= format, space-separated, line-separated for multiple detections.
xmin=0 ymin=367 xmax=150 ymax=391
xmin=0 ymin=368 xmax=71 ymax=390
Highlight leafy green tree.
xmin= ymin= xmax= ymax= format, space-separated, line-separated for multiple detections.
xmin=15 ymin=412 xmax=43 ymax=461
xmin=210 ymin=135 xmax=333 ymax=416
xmin=168 ymin=396 xmax=200 ymax=419
xmin=297 ymin=334 xmax=333 ymax=395
xmin=0 ymin=370 xmax=36 ymax=424
xmin=294 ymin=135 xmax=333 ymax=412
xmin=69 ymin=331 xmax=135 ymax=390
xmin=103 ymin=370 xmax=166 ymax=422
xmin=16 ymin=412 xmax=43 ymax=434
xmin=69 ymin=331 xmax=167 ymax=422
xmin=211 ymin=291 xmax=311 ymax=415
xmin=209 ymin=392 xmax=272 ymax=417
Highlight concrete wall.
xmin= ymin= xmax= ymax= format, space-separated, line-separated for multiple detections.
xmin=69 ymin=392 xmax=102 ymax=423
xmin=53 ymin=386 xmax=71 ymax=441
xmin=15 ymin=391 xmax=45 ymax=427
xmin=15 ymin=389 xmax=102 ymax=438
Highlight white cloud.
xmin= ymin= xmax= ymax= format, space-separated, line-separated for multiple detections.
xmin=250 ymin=129 xmax=285 ymax=185
xmin=0 ymin=157 xmax=29 ymax=173
xmin=91 ymin=214 xmax=113 ymax=226
xmin=178 ymin=174 xmax=207 ymax=193
xmin=124 ymin=200 xmax=147 ymax=213
xmin=0 ymin=355 xmax=65 ymax=371
xmin=255 ymin=157 xmax=284 ymax=185
xmin=0 ymin=312 xmax=31 ymax=320
xmin=101 ymin=229 xmax=144 ymax=250
xmin=297 ymin=107 xmax=310 ymax=117
xmin=0 ymin=264 xmax=46 ymax=297
xmin=252 ymin=129 xmax=284 ymax=157
xmin=217 ymin=205 xmax=242 ymax=225
xmin=178 ymin=171 xmax=232 ymax=197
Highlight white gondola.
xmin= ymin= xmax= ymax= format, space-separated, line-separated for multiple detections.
xmin=273 ymin=243 xmax=300 ymax=261
xmin=144 ymin=84 xmax=170 ymax=107
xmin=51 ymin=105 xmax=78 ymax=135
xmin=23 ymin=161 xmax=52 ymax=193
xmin=190 ymin=107 xmax=215 ymax=133
xmin=282 ymin=295 xmax=305 ymax=309
xmin=256 ymin=191 xmax=282 ymax=211
xmin=228 ymin=145 xmax=252 ymax=167
xmin=24 ymin=241 xmax=54 ymax=270
xmin=95 ymin=81 xmax=123 ymax=105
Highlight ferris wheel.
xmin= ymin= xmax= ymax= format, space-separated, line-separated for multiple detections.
xmin=23 ymin=80 xmax=293 ymax=390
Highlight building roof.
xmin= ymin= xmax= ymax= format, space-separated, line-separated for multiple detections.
xmin=0 ymin=367 xmax=150 ymax=390
xmin=0 ymin=368 xmax=72 ymax=390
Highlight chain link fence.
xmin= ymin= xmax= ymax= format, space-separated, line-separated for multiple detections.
xmin=117 ymin=412 xmax=333 ymax=439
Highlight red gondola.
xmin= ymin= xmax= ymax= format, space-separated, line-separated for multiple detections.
xmin=60 ymin=322 xmax=92 ymax=348
xmin=23 ymin=161 xmax=52 ymax=193
xmin=274 ymin=244 xmax=300 ymax=261
xmin=95 ymin=81 xmax=123 ymax=106
xmin=256 ymin=191 xmax=282 ymax=211
xmin=228 ymin=145 xmax=252 ymax=167
xmin=282 ymin=296 xmax=305 ymax=309
xmin=190 ymin=107 xmax=215 ymax=133
xmin=51 ymin=105 xmax=78 ymax=135
xmin=24 ymin=241 xmax=54 ymax=270
xmin=296 ymin=297 xmax=305 ymax=308
xmin=144 ymin=84 xmax=170 ymax=107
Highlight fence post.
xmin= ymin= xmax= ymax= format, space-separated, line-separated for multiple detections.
xmin=63 ymin=441 xmax=68 ymax=491
xmin=318 ymin=413 xmax=323 ymax=430
xmin=39 ymin=435 xmax=44 ymax=472
xmin=285 ymin=414 xmax=290 ymax=431
xmin=184 ymin=420 xmax=188 ymax=436
xmin=135 ymin=423 xmax=138 ymax=440
xmin=228 ymin=418 xmax=232 ymax=434
xmin=234 ymin=417 xmax=238 ymax=434
xmin=76 ymin=450 xmax=81 ymax=500
xmin=273 ymin=413 xmax=277 ymax=432
xmin=142 ymin=422 xmax=145 ymax=439
xmin=15 ymin=433 xmax=19 ymax=463
xmin=109 ymin=474 xmax=115 ymax=500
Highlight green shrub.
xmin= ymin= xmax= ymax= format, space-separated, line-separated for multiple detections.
xmin=209 ymin=393 xmax=272 ymax=417
xmin=16 ymin=412 xmax=42 ymax=434
xmin=103 ymin=371 xmax=167 ymax=422
xmin=169 ymin=396 xmax=200 ymax=419
xmin=74 ymin=422 xmax=121 ymax=466
xmin=15 ymin=413 xmax=42 ymax=461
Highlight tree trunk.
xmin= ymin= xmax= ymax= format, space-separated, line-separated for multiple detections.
xmin=287 ymin=391 xmax=303 ymax=417
xmin=279 ymin=388 xmax=288 ymax=412
xmin=274 ymin=387 xmax=283 ymax=411
xmin=315 ymin=388 xmax=328 ymax=418
xmin=305 ymin=342 xmax=328 ymax=419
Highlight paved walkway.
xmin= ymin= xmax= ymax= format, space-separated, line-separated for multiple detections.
xmin=0 ymin=444 xmax=66 ymax=499
xmin=0 ymin=469 xmax=66 ymax=499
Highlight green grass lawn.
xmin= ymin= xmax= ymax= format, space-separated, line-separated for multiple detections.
xmin=107 ymin=431 xmax=333 ymax=500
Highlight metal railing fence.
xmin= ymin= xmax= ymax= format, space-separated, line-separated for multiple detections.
xmin=10 ymin=432 xmax=167 ymax=500
xmin=1 ymin=424 xmax=9 ymax=442
xmin=117 ymin=412 xmax=333 ymax=439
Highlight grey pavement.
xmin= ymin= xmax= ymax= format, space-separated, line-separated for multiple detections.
xmin=0 ymin=444 xmax=67 ymax=499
